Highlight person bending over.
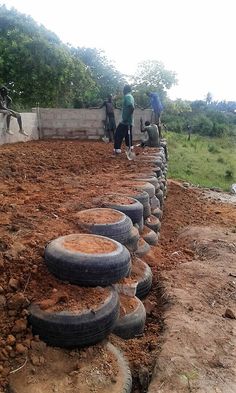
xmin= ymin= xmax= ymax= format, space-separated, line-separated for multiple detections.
xmin=140 ymin=119 xmax=160 ymax=147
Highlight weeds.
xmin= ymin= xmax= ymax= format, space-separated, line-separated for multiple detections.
xmin=166 ymin=132 xmax=236 ymax=191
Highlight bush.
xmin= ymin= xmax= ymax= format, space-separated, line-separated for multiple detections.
xmin=207 ymin=144 xmax=219 ymax=153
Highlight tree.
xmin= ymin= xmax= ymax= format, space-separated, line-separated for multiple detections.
xmin=132 ymin=60 xmax=177 ymax=108
xmin=205 ymin=92 xmax=213 ymax=105
xmin=73 ymin=47 xmax=126 ymax=103
xmin=0 ymin=5 xmax=97 ymax=109
xmin=134 ymin=60 xmax=177 ymax=92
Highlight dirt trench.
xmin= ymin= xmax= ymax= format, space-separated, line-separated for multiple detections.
xmin=0 ymin=140 xmax=236 ymax=392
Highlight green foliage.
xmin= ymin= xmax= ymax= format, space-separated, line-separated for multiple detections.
xmin=166 ymin=132 xmax=236 ymax=191
xmin=132 ymin=60 xmax=177 ymax=108
xmin=163 ymin=97 xmax=236 ymax=138
xmin=0 ymin=5 xmax=97 ymax=109
xmin=73 ymin=48 xmax=125 ymax=105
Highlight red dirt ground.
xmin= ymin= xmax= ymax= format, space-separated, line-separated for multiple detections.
xmin=0 ymin=140 xmax=235 ymax=392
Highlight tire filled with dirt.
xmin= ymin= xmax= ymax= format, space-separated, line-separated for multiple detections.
xmin=45 ymin=234 xmax=131 ymax=286
xmin=8 ymin=341 xmax=132 ymax=393
xmin=76 ymin=208 xmax=133 ymax=245
xmin=95 ymin=195 xmax=144 ymax=231
xmin=141 ymin=225 xmax=159 ymax=246
xmin=112 ymin=294 xmax=146 ymax=339
xmin=130 ymin=257 xmax=153 ymax=299
xmin=28 ymin=286 xmax=119 ymax=348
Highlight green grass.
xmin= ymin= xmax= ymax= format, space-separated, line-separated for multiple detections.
xmin=166 ymin=132 xmax=236 ymax=191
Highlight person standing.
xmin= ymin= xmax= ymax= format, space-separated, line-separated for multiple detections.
xmin=0 ymin=86 xmax=28 ymax=136
xmin=146 ymin=91 xmax=163 ymax=137
xmin=113 ymin=85 xmax=134 ymax=155
xmin=99 ymin=94 xmax=116 ymax=142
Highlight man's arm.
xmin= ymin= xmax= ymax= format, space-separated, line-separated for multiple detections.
xmin=0 ymin=99 xmax=8 ymax=111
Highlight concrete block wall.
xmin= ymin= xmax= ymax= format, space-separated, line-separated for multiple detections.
xmin=39 ymin=108 xmax=153 ymax=141
xmin=0 ymin=113 xmax=38 ymax=145
xmin=0 ymin=108 xmax=154 ymax=145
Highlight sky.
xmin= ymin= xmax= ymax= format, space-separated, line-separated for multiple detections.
xmin=1 ymin=0 xmax=236 ymax=102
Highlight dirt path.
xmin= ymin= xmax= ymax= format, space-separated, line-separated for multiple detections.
xmin=0 ymin=140 xmax=236 ymax=392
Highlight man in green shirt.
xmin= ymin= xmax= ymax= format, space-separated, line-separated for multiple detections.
xmin=113 ymin=85 xmax=134 ymax=154
xmin=140 ymin=120 xmax=160 ymax=147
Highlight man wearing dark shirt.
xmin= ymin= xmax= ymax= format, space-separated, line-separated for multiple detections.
xmin=100 ymin=94 xmax=116 ymax=142
xmin=0 ymin=86 xmax=28 ymax=136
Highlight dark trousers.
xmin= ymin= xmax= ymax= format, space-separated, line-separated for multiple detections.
xmin=114 ymin=123 xmax=133 ymax=150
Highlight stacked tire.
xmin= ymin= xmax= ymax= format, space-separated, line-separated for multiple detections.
xmin=28 ymin=233 xmax=131 ymax=347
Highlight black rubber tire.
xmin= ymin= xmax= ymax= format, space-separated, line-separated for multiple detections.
xmin=131 ymin=257 xmax=153 ymax=299
xmin=136 ymin=216 xmax=144 ymax=231
xmin=45 ymin=234 xmax=131 ymax=286
xmin=135 ymin=238 xmax=151 ymax=257
xmin=155 ymin=167 xmax=163 ymax=177
xmin=8 ymin=342 xmax=132 ymax=393
xmin=145 ymin=215 xmax=161 ymax=233
xmin=124 ymin=226 xmax=140 ymax=252
xmin=156 ymin=189 xmax=164 ymax=209
xmin=135 ymin=176 xmax=160 ymax=191
xmin=28 ymin=287 xmax=119 ymax=348
xmin=150 ymin=195 xmax=160 ymax=209
xmin=126 ymin=190 xmax=151 ymax=220
xmin=143 ymin=202 xmax=151 ymax=220
xmin=76 ymin=208 xmax=133 ymax=245
xmin=130 ymin=181 xmax=155 ymax=198
xmin=112 ymin=296 xmax=146 ymax=339
xmin=151 ymin=207 xmax=163 ymax=220
xmin=141 ymin=225 xmax=159 ymax=246
xmin=107 ymin=343 xmax=132 ymax=393
xmin=102 ymin=196 xmax=144 ymax=228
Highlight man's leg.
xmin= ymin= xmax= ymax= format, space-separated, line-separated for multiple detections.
xmin=114 ymin=123 xmax=127 ymax=153
xmin=0 ymin=110 xmax=11 ymax=132
xmin=6 ymin=113 xmax=13 ymax=135
xmin=125 ymin=125 xmax=133 ymax=149
xmin=9 ymin=110 xmax=28 ymax=136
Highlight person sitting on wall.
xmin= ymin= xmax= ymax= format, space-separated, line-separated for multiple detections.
xmin=0 ymin=86 xmax=28 ymax=136
xmin=140 ymin=118 xmax=160 ymax=147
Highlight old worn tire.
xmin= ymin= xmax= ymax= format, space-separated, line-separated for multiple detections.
xmin=112 ymin=296 xmax=146 ymax=339
xmin=126 ymin=190 xmax=151 ymax=220
xmin=141 ymin=225 xmax=159 ymax=246
xmin=124 ymin=226 xmax=140 ymax=252
xmin=150 ymin=195 xmax=160 ymax=210
xmin=45 ymin=234 xmax=131 ymax=286
xmin=76 ymin=208 xmax=133 ymax=245
xmin=135 ymin=238 xmax=151 ymax=257
xmin=156 ymin=189 xmax=164 ymax=209
xmin=145 ymin=215 xmax=161 ymax=233
xmin=28 ymin=287 xmax=119 ymax=348
xmin=130 ymin=181 xmax=155 ymax=198
xmin=135 ymin=176 xmax=160 ymax=192
xmin=107 ymin=343 xmax=132 ymax=393
xmin=102 ymin=195 xmax=144 ymax=228
xmin=131 ymin=257 xmax=153 ymax=299
xmin=151 ymin=207 xmax=163 ymax=220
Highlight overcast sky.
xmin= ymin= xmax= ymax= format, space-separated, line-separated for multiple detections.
xmin=2 ymin=0 xmax=236 ymax=101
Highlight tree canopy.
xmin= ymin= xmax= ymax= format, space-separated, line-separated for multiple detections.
xmin=1 ymin=5 xmax=235 ymax=138
xmin=0 ymin=5 xmax=97 ymax=109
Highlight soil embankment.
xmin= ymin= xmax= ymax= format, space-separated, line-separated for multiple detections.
xmin=0 ymin=140 xmax=235 ymax=392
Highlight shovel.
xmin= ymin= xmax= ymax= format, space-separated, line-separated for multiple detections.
xmin=126 ymin=127 xmax=136 ymax=161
